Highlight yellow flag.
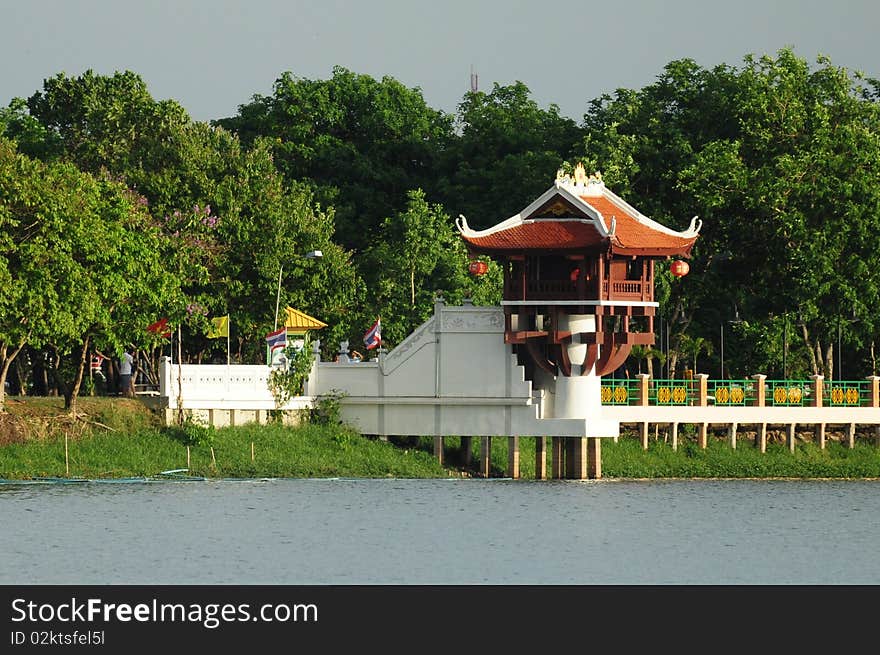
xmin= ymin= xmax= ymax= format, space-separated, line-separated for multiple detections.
xmin=207 ymin=315 xmax=229 ymax=338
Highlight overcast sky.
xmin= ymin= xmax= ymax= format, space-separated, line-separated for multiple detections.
xmin=2 ymin=1 xmax=879 ymax=123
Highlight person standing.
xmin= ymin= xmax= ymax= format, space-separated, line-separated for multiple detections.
xmin=119 ymin=348 xmax=135 ymax=397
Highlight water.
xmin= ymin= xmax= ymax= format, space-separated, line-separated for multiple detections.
xmin=2 ymin=478 xmax=879 ymax=585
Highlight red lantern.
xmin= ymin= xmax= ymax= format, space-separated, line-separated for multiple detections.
xmin=468 ymin=260 xmax=489 ymax=276
xmin=670 ymin=260 xmax=690 ymax=278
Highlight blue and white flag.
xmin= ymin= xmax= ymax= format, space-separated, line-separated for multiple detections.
xmin=265 ymin=327 xmax=287 ymax=352
xmin=363 ymin=318 xmax=381 ymax=350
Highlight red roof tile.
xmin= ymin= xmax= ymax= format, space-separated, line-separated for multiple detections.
xmin=580 ymin=195 xmax=697 ymax=255
xmin=461 ymin=220 xmax=606 ymax=251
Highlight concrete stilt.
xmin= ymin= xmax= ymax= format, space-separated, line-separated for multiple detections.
xmin=551 ymin=437 xmax=564 ymax=479
xmin=460 ymin=436 xmax=473 ymax=467
xmin=787 ymin=423 xmax=797 ymax=452
xmin=587 ymin=437 xmax=602 ymax=480
xmin=816 ymin=423 xmax=826 ymax=450
xmin=671 ymin=423 xmax=679 ymax=451
xmin=847 ymin=423 xmax=856 ymax=449
xmin=640 ymin=422 xmax=649 ymax=450
xmin=479 ymin=436 xmax=491 ymax=478
xmin=571 ymin=438 xmax=587 ymax=480
xmin=565 ymin=439 xmax=576 ymax=479
xmin=433 ymin=436 xmax=444 ymax=465
xmin=875 ymin=425 xmax=880 ymax=448
xmin=698 ymin=423 xmax=708 ymax=449
xmin=728 ymin=422 xmax=738 ymax=449
xmin=535 ymin=437 xmax=547 ymax=480
xmin=507 ymin=436 xmax=520 ymax=479
xmin=757 ymin=423 xmax=767 ymax=453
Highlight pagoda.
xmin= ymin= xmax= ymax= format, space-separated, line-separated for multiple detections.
xmin=457 ymin=163 xmax=700 ymax=419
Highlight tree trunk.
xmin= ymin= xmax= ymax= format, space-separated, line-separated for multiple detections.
xmin=410 ymin=268 xmax=416 ymax=306
xmin=825 ymin=341 xmax=834 ymax=383
xmin=801 ymin=323 xmax=818 ymax=376
xmin=0 ymin=337 xmax=28 ymax=412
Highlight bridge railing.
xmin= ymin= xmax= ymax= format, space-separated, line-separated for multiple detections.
xmin=601 ymin=375 xmax=880 ymax=407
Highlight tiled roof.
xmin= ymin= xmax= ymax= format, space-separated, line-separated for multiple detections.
xmin=460 ymin=220 xmax=606 ymax=251
xmin=580 ymin=195 xmax=698 ymax=255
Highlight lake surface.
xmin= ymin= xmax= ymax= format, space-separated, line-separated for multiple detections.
xmin=2 ymin=478 xmax=879 ymax=585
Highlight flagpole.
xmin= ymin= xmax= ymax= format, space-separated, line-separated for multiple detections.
xmin=226 ymin=314 xmax=230 ymax=366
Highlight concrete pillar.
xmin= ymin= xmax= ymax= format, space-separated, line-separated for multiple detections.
xmin=875 ymin=425 xmax=880 ymax=448
xmin=757 ymin=424 xmax=767 ymax=453
xmin=811 ymin=375 xmax=823 ymax=408
xmin=479 ymin=436 xmax=491 ymax=477
xmin=787 ymin=423 xmax=797 ymax=452
xmin=868 ymin=376 xmax=880 ymax=407
xmin=847 ymin=423 xmax=856 ymax=449
xmin=460 ymin=436 xmax=473 ymax=467
xmin=507 ymin=436 xmax=520 ymax=479
xmin=696 ymin=374 xmax=708 ymax=406
xmin=698 ymin=423 xmax=708 ymax=449
xmin=752 ymin=375 xmax=766 ymax=407
xmin=728 ymin=422 xmax=738 ymax=449
xmin=638 ymin=373 xmax=650 ymax=449
xmin=816 ymin=423 xmax=826 ymax=449
xmin=230 ymin=409 xmax=241 ymax=427
xmin=551 ymin=437 xmax=564 ymax=479
xmin=671 ymin=423 xmax=679 ymax=451
xmin=587 ymin=437 xmax=602 ymax=480
xmin=535 ymin=437 xmax=547 ymax=480
xmin=433 ymin=436 xmax=444 ymax=465
xmin=571 ymin=438 xmax=587 ymax=480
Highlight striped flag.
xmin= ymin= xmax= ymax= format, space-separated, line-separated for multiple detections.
xmin=363 ymin=318 xmax=381 ymax=350
xmin=265 ymin=327 xmax=287 ymax=352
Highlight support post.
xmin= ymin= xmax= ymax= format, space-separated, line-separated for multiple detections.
xmin=847 ymin=423 xmax=856 ymax=449
xmin=507 ymin=436 xmax=520 ymax=479
xmin=587 ymin=437 xmax=602 ymax=480
xmin=698 ymin=423 xmax=708 ymax=449
xmin=787 ymin=423 xmax=797 ymax=452
xmin=637 ymin=373 xmax=650 ymax=450
xmin=480 ymin=436 xmax=491 ymax=478
xmin=551 ymin=437 xmax=564 ymax=479
xmin=535 ymin=436 xmax=547 ymax=480
xmin=728 ymin=422 xmax=737 ymax=449
xmin=696 ymin=373 xmax=709 ymax=406
xmin=571 ymin=437 xmax=587 ymax=480
xmin=816 ymin=423 xmax=826 ymax=450
xmin=868 ymin=376 xmax=880 ymax=408
xmin=671 ymin=423 xmax=678 ymax=451
xmin=811 ymin=375 xmax=823 ymax=408
xmin=757 ymin=424 xmax=767 ymax=453
xmin=433 ymin=436 xmax=444 ymax=465
xmin=752 ymin=374 xmax=766 ymax=407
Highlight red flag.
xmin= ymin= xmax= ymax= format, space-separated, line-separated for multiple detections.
xmin=363 ymin=318 xmax=381 ymax=350
xmin=147 ymin=317 xmax=172 ymax=339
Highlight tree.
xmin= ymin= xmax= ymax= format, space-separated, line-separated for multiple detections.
xmin=215 ymin=66 xmax=453 ymax=255
xmin=0 ymin=138 xmax=186 ymax=414
xmin=437 ymin=81 xmax=582 ymax=229
xmin=361 ymin=189 xmax=474 ymax=346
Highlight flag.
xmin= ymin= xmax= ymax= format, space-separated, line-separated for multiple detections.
xmin=207 ymin=315 xmax=229 ymax=339
xmin=147 ymin=317 xmax=172 ymax=339
xmin=265 ymin=327 xmax=287 ymax=352
xmin=363 ymin=318 xmax=381 ymax=350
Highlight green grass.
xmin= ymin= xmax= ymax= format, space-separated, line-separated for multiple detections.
xmin=2 ymin=397 xmax=880 ymax=480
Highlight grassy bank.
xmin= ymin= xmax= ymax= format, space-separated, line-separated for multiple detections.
xmin=1 ymin=397 xmax=879 ymax=480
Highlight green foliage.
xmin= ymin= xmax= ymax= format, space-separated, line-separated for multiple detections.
xmin=310 ymin=389 xmax=348 ymax=426
xmin=267 ymin=335 xmax=315 ymax=407
xmin=162 ymin=417 xmax=216 ymax=448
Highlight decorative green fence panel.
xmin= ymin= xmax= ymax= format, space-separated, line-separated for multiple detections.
xmin=600 ymin=378 xmax=639 ymax=405
xmin=824 ymin=380 xmax=868 ymax=407
xmin=649 ymin=379 xmax=693 ymax=405
xmin=764 ymin=380 xmax=810 ymax=406
xmin=708 ymin=379 xmax=752 ymax=406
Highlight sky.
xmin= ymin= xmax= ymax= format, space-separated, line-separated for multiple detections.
xmin=2 ymin=0 xmax=880 ymax=123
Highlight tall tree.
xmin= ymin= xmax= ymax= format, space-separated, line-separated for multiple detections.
xmin=437 ymin=81 xmax=583 ymax=229
xmin=215 ymin=66 xmax=453 ymax=255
